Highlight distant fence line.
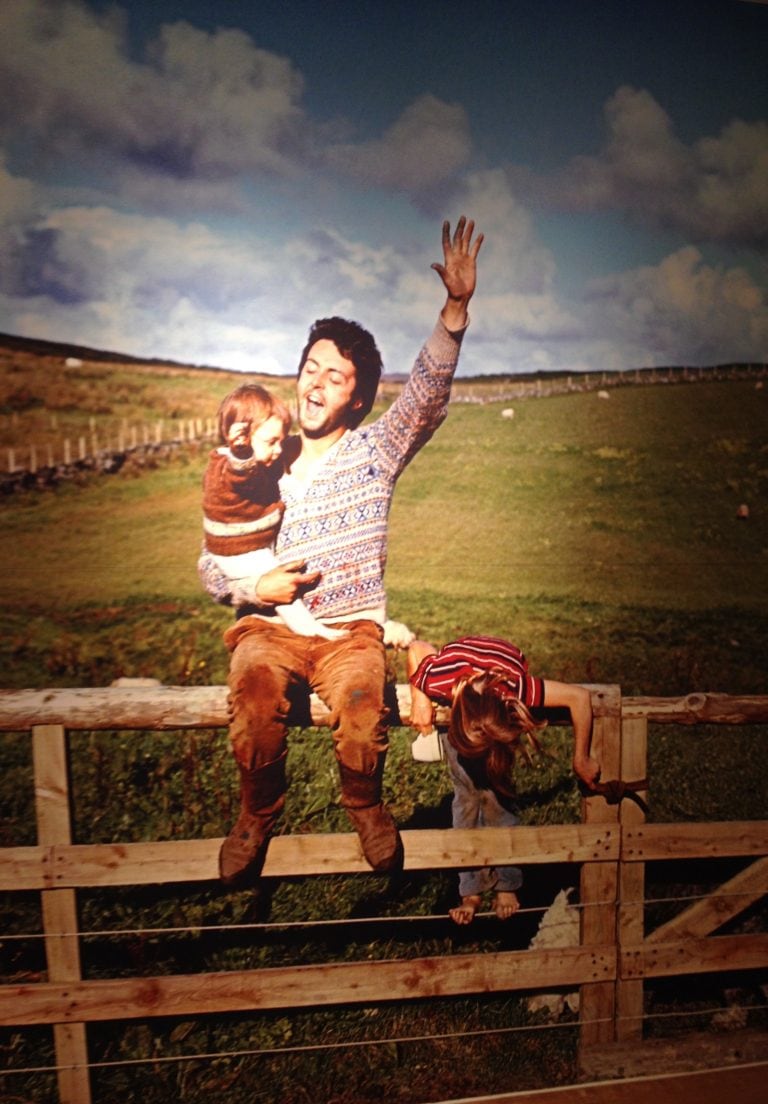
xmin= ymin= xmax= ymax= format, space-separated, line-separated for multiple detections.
xmin=1 ymin=416 xmax=217 ymax=492
xmin=2 ymin=360 xmax=767 ymax=489
xmin=448 ymin=361 xmax=768 ymax=404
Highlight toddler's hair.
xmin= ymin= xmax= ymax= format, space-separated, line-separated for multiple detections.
xmin=448 ymin=670 xmax=547 ymax=796
xmin=217 ymin=384 xmax=292 ymax=451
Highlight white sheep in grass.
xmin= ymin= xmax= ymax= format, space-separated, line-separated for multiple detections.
xmin=501 ymin=408 xmax=515 ymax=419
xmin=526 ymin=888 xmax=580 ymax=1018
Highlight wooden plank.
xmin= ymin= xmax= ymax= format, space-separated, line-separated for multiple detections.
xmin=0 ymin=845 xmax=53 ymax=889
xmin=454 ymin=1061 xmax=768 ymax=1104
xmin=0 ymin=823 xmax=619 ymax=889
xmin=622 ymin=822 xmax=768 ymax=861
xmin=616 ymin=716 xmax=648 ymax=1042
xmin=0 ymin=681 xmax=591 ymax=732
xmin=54 ymin=1023 xmax=90 ymax=1104
xmin=621 ymin=932 xmax=768 ymax=979
xmin=5 ymin=818 xmax=764 ymax=891
xmin=0 ymin=944 xmax=616 ymax=1027
xmin=580 ymin=686 xmax=622 ymax=1048
xmin=2 ymin=684 xmax=244 ymax=730
xmin=621 ymin=692 xmax=768 ymax=725
xmin=32 ymin=725 xmax=92 ymax=1104
xmin=647 ymin=855 xmax=768 ymax=943
xmin=0 ymin=684 xmax=413 ymax=731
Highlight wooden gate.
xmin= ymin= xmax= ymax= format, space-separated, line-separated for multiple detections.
xmin=1 ymin=685 xmax=766 ymax=1103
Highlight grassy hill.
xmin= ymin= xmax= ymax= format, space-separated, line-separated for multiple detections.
xmin=1 ymin=338 xmax=766 ymax=1102
xmin=0 ymin=336 xmax=765 ymax=695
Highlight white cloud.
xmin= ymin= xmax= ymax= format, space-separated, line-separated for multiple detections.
xmin=0 ymin=0 xmax=307 ymax=184
xmin=445 ymin=170 xmax=581 ymax=345
xmin=0 ymin=151 xmax=40 ymax=228
xmin=0 ymin=196 xmax=443 ymax=372
xmin=323 ymin=94 xmax=472 ymax=196
xmin=584 ymin=246 xmax=768 ymax=364
xmin=509 ymin=85 xmax=768 ymax=249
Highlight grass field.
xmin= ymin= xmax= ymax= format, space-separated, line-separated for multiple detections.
xmin=1 ymin=369 xmax=766 ymax=1103
xmin=1 ymin=374 xmax=766 ymax=692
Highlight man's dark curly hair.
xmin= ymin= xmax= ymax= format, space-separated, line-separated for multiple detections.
xmin=297 ymin=316 xmax=383 ymax=429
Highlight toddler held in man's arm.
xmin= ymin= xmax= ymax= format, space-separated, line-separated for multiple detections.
xmin=202 ymin=383 xmax=347 ymax=641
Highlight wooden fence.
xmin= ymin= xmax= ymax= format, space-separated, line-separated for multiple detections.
xmin=0 ymin=684 xmax=766 ymax=1104
xmin=1 ymin=416 xmax=217 ymax=494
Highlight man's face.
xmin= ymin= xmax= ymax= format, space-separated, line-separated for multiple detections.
xmin=296 ymin=339 xmax=362 ymax=438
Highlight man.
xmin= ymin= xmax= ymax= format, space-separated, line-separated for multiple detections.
xmin=199 ymin=216 xmax=484 ymax=887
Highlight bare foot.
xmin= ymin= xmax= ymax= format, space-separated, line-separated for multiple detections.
xmin=493 ymin=891 xmax=520 ymax=920
xmin=449 ymin=894 xmax=482 ymax=925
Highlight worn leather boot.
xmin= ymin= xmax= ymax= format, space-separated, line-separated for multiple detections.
xmin=219 ymin=752 xmax=287 ymax=888
xmin=338 ymin=756 xmax=404 ymax=873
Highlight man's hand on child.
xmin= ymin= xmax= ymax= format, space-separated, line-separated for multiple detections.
xmin=255 ymin=560 xmax=322 ymax=605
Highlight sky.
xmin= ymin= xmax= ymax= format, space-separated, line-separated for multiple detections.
xmin=1 ymin=0 xmax=767 ymax=378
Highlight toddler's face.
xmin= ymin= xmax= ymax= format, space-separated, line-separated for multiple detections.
xmin=228 ymin=415 xmax=286 ymax=465
xmin=249 ymin=414 xmax=286 ymax=466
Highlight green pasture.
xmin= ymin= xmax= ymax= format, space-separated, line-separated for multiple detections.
xmin=1 ymin=377 xmax=767 ymax=1103
xmin=1 ymin=376 xmax=766 ymax=693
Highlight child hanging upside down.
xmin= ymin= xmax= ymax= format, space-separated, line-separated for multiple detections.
xmin=407 ymin=635 xmax=601 ymax=925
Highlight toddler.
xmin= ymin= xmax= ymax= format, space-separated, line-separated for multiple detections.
xmin=202 ymin=383 xmax=346 ymax=640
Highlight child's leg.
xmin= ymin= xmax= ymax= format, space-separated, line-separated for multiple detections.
xmin=442 ymin=738 xmax=494 ymax=910
xmin=475 ymin=789 xmax=523 ymax=919
xmin=276 ymin=599 xmax=348 ymax=640
xmin=212 ymin=548 xmax=347 ymax=640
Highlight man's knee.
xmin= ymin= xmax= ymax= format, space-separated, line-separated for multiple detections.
xmin=228 ymin=659 xmax=292 ymax=770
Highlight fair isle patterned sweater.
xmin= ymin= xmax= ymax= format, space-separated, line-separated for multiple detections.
xmin=198 ymin=316 xmax=465 ymax=621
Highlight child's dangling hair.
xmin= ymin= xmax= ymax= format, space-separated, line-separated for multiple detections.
xmin=448 ymin=670 xmax=548 ymax=796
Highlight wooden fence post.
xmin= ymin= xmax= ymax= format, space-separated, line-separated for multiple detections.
xmin=33 ymin=725 xmax=91 ymax=1104
xmin=616 ymin=715 xmax=648 ymax=1040
xmin=579 ymin=686 xmax=622 ymax=1052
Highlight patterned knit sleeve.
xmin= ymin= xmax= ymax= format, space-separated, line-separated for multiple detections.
xmin=197 ymin=544 xmax=270 ymax=609
xmin=197 ymin=545 xmax=233 ymax=606
xmin=370 ymin=317 xmax=466 ymax=480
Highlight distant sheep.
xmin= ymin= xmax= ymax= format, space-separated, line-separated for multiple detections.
xmin=597 ymin=390 xmax=610 ymax=400
xmin=501 ymin=408 xmax=515 ymax=419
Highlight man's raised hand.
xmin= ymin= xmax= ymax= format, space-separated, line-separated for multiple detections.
xmin=432 ymin=216 xmax=484 ymax=330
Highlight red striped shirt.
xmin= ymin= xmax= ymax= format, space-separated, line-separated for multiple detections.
xmin=410 ymin=635 xmax=545 ymax=708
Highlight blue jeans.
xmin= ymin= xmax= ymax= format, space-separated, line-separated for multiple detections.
xmin=442 ymin=735 xmax=523 ymax=898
